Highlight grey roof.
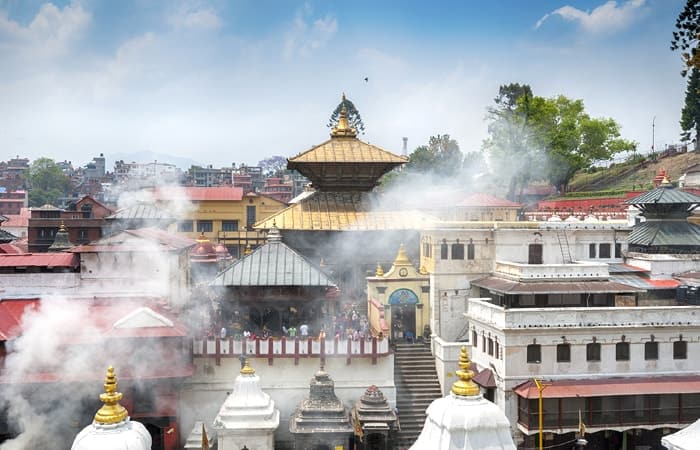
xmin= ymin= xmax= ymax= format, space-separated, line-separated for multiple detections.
xmin=210 ymin=229 xmax=336 ymax=287
xmin=628 ymin=221 xmax=700 ymax=247
xmin=107 ymin=203 xmax=175 ymax=221
xmin=472 ymin=276 xmax=644 ymax=294
xmin=625 ymin=186 xmax=700 ymax=205
xmin=608 ymin=263 xmax=649 ymax=274
xmin=0 ymin=229 xmax=17 ymax=243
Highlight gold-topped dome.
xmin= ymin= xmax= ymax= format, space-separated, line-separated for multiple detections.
xmin=94 ymin=366 xmax=129 ymax=425
xmin=240 ymin=358 xmax=256 ymax=375
xmin=392 ymin=243 xmax=412 ymax=266
xmin=330 ymin=93 xmax=357 ymax=138
xmin=451 ymin=345 xmax=479 ymax=397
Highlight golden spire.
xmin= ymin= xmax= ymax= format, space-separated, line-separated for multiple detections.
xmin=451 ymin=345 xmax=480 ymax=397
xmin=201 ymin=422 xmax=210 ymax=450
xmin=59 ymin=221 xmax=67 ymax=232
xmin=244 ymin=244 xmax=252 ymax=255
xmin=196 ymin=233 xmax=209 ymax=243
xmin=94 ymin=366 xmax=129 ymax=425
xmin=392 ymin=243 xmax=412 ymax=266
xmin=375 ymin=263 xmax=384 ymax=277
xmin=240 ymin=358 xmax=255 ymax=375
xmin=660 ymin=175 xmax=673 ymax=187
xmin=419 ymin=265 xmax=428 ymax=275
xmin=330 ymin=93 xmax=357 ymax=138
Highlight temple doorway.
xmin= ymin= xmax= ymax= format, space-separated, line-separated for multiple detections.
xmin=391 ymin=304 xmax=416 ymax=341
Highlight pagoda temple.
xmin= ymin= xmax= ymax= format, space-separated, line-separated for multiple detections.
xmin=255 ymin=94 xmax=433 ymax=297
xmin=351 ymin=385 xmax=399 ymax=450
xmin=625 ymin=176 xmax=700 ymax=254
xmin=289 ymin=365 xmax=354 ymax=449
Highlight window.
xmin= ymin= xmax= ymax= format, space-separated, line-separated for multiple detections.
xmin=495 ymin=341 xmax=500 ymax=359
xmin=557 ymin=343 xmax=571 ymax=362
xmin=589 ymin=243 xmax=596 ymax=258
xmin=221 ymin=220 xmax=238 ymax=232
xmin=197 ymin=220 xmax=213 ymax=233
xmin=526 ymin=344 xmax=541 ymax=363
xmin=488 ymin=338 xmax=494 ymax=356
xmin=482 ymin=334 xmax=486 ymax=352
xmin=78 ymin=229 xmax=89 ymax=241
xmin=587 ymin=342 xmax=601 ymax=361
xmin=451 ymin=243 xmax=464 ymax=260
xmin=441 ymin=242 xmax=448 ymax=259
xmin=615 ymin=243 xmax=622 ymax=258
xmin=616 ymin=342 xmax=630 ymax=361
xmin=472 ymin=330 xmax=478 ymax=347
xmin=177 ymin=220 xmax=193 ymax=232
xmin=645 ymin=341 xmax=659 ymax=360
xmin=674 ymin=340 xmax=687 ymax=359
xmin=246 ymin=205 xmax=256 ymax=229
xmin=599 ymin=243 xmax=611 ymax=258
xmin=528 ymin=244 xmax=543 ymax=264
xmin=467 ymin=243 xmax=475 ymax=260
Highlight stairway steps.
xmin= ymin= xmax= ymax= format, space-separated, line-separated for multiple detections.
xmin=393 ymin=343 xmax=443 ymax=450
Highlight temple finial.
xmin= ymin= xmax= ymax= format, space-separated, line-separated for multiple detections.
xmin=240 ymin=358 xmax=255 ymax=375
xmin=375 ymin=263 xmax=384 ymax=277
xmin=330 ymin=93 xmax=357 ymax=138
xmin=94 ymin=366 xmax=129 ymax=425
xmin=451 ymin=346 xmax=480 ymax=397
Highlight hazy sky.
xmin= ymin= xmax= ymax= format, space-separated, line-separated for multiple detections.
xmin=0 ymin=0 xmax=689 ymax=168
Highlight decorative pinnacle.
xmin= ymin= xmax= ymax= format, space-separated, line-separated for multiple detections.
xmin=196 ymin=232 xmax=209 ymax=243
xmin=94 ymin=366 xmax=129 ymax=425
xmin=59 ymin=221 xmax=67 ymax=232
xmin=451 ymin=346 xmax=480 ymax=397
xmin=393 ymin=243 xmax=412 ymax=266
xmin=330 ymin=93 xmax=357 ymax=138
xmin=244 ymin=244 xmax=252 ymax=256
xmin=375 ymin=263 xmax=384 ymax=277
xmin=660 ymin=175 xmax=673 ymax=187
xmin=240 ymin=358 xmax=255 ymax=375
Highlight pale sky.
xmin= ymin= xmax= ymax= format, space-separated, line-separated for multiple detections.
xmin=0 ymin=0 xmax=689 ymax=168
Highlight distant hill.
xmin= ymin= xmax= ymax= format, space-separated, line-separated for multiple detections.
xmin=568 ymin=151 xmax=700 ymax=193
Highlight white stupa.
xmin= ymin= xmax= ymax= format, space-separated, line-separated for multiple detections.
xmin=71 ymin=366 xmax=152 ymax=450
xmin=411 ymin=346 xmax=516 ymax=450
xmin=213 ymin=358 xmax=280 ymax=450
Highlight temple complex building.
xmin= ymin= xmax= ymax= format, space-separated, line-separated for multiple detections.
xmin=255 ymin=95 xmax=431 ymax=300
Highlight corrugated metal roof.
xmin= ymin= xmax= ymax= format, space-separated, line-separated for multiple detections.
xmin=514 ymin=376 xmax=700 ymax=399
xmin=628 ymin=221 xmax=700 ymax=246
xmin=625 ymin=186 xmax=700 ymax=205
xmin=609 ymin=274 xmax=679 ymax=290
xmin=211 ymin=232 xmax=336 ymax=287
xmin=107 ymin=203 xmax=175 ymax=221
xmin=457 ymin=192 xmax=522 ymax=208
xmin=0 ymin=229 xmax=16 ymax=242
xmin=0 ymin=253 xmax=78 ymax=268
xmin=288 ymin=137 xmax=407 ymax=164
xmin=607 ymin=263 xmax=649 ymax=274
xmin=472 ymin=276 xmax=644 ymax=294
xmin=155 ymin=186 xmax=244 ymax=201
xmin=254 ymin=191 xmax=435 ymax=231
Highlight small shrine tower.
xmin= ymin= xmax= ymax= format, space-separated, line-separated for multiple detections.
xmin=213 ymin=359 xmax=280 ymax=450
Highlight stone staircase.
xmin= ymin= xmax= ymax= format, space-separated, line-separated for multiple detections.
xmin=393 ymin=342 xmax=443 ymax=449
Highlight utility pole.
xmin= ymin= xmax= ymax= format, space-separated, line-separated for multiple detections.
xmin=652 ymin=116 xmax=656 ymax=153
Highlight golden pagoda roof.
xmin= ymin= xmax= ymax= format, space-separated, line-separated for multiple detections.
xmin=288 ymin=138 xmax=407 ymax=164
xmin=254 ymin=192 xmax=436 ymax=231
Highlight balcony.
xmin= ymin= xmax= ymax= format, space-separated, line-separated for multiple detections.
xmin=494 ymin=260 xmax=609 ymax=281
xmin=468 ymin=298 xmax=700 ymax=330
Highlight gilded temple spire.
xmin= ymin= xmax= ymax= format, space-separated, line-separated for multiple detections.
xmin=451 ymin=345 xmax=480 ymax=397
xmin=240 ymin=358 xmax=256 ymax=375
xmin=330 ymin=93 xmax=357 ymax=138
xmin=392 ymin=243 xmax=412 ymax=266
xmin=94 ymin=366 xmax=129 ymax=425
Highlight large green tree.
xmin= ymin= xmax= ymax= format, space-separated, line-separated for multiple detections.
xmin=671 ymin=0 xmax=700 ymax=76
xmin=25 ymin=157 xmax=73 ymax=207
xmin=327 ymin=95 xmax=366 ymax=134
xmin=484 ymin=86 xmax=636 ymax=198
xmin=406 ymin=134 xmax=464 ymax=177
xmin=681 ymin=68 xmax=700 ymax=151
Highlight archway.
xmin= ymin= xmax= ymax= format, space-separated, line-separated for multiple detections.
xmin=388 ymin=289 xmax=419 ymax=341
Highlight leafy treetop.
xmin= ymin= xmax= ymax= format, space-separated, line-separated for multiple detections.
xmin=671 ymin=0 xmax=700 ymax=76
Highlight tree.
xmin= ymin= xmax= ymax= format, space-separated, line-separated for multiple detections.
xmin=483 ymin=83 xmax=542 ymax=200
xmin=327 ymin=95 xmax=366 ymax=134
xmin=406 ymin=134 xmax=464 ymax=177
xmin=484 ymin=85 xmax=636 ymax=198
xmin=24 ymin=157 xmax=73 ymax=207
xmin=671 ymin=0 xmax=700 ymax=76
xmin=681 ymin=68 xmax=700 ymax=151
xmin=258 ymin=155 xmax=287 ymax=177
